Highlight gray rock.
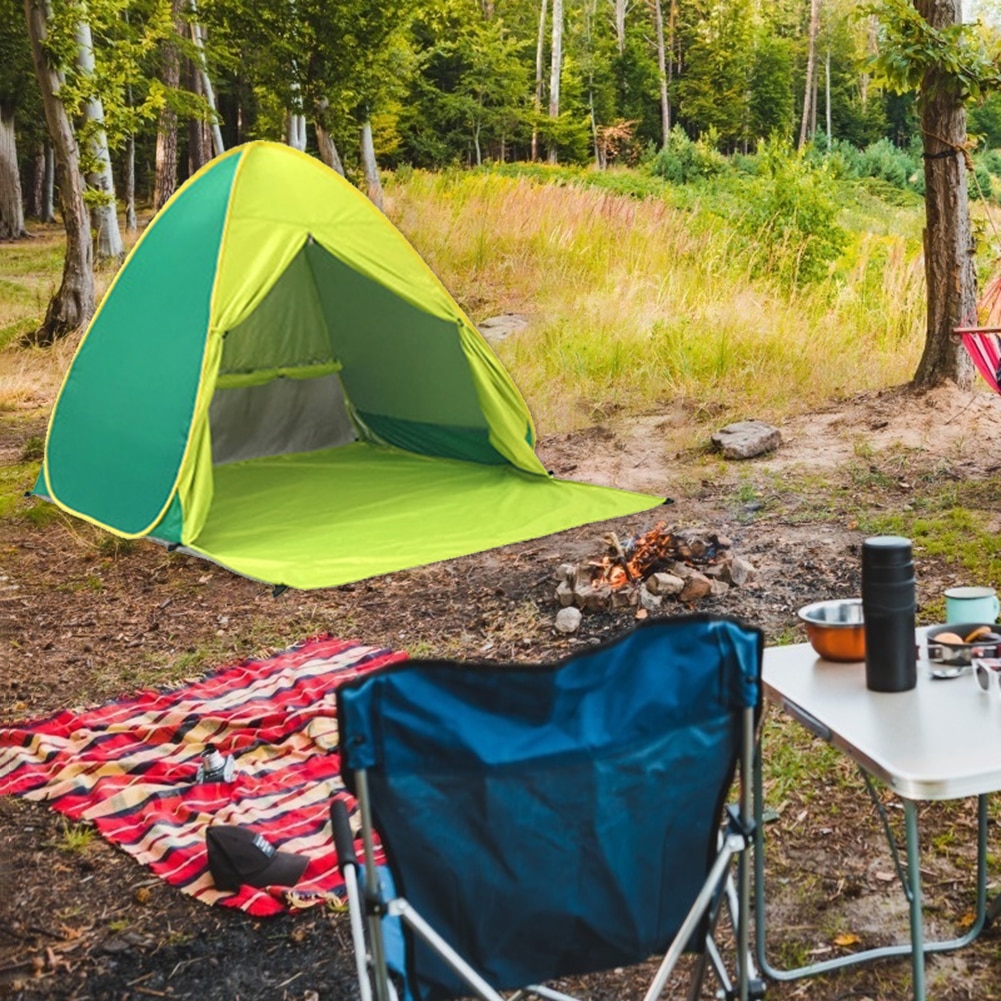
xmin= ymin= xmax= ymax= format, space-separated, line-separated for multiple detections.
xmin=645 ymin=572 xmax=685 ymax=596
xmin=478 ymin=313 xmax=529 ymax=344
xmin=638 ymin=586 xmax=663 ymax=611
xmin=722 ymin=555 xmax=757 ymax=586
xmin=574 ymin=580 xmax=611 ymax=612
xmin=711 ymin=420 xmax=781 ymax=459
xmin=710 ymin=578 xmax=730 ymax=597
xmin=554 ymin=563 xmax=577 ymax=584
xmin=555 ymin=606 xmax=582 ymax=633
xmin=556 ymin=580 xmax=576 ymax=607
xmin=611 ymin=586 xmax=638 ymax=609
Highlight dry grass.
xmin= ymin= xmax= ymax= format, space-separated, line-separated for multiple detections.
xmin=1 ymin=179 xmax=927 ymax=432
xmin=387 ymin=171 xmax=928 ymax=433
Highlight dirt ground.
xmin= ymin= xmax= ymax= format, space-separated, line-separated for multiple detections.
xmin=2 ymin=382 xmax=1001 ymax=1000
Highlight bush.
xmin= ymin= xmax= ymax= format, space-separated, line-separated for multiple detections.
xmin=736 ymin=139 xmax=848 ymax=286
xmin=648 ymin=126 xmax=730 ymax=184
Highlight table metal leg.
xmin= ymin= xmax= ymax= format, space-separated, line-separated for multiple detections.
xmin=903 ymin=800 xmax=925 ymax=1001
xmin=754 ymin=742 xmax=991 ymax=991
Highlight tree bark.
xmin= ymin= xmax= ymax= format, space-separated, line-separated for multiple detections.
xmin=0 ymin=104 xmax=27 ymax=240
xmin=614 ymin=0 xmax=627 ymax=56
xmin=186 ymin=51 xmax=212 ymax=174
xmin=124 ymin=132 xmax=136 ymax=232
xmin=652 ymin=0 xmax=670 ymax=147
xmin=27 ymin=143 xmax=45 ymax=220
xmin=286 ymin=112 xmax=307 ymax=151
xmin=153 ymin=0 xmax=183 ymax=212
xmin=42 ymin=142 xmax=55 ymax=222
xmin=547 ymin=0 xmax=563 ymax=164
xmin=24 ymin=0 xmax=95 ymax=344
xmin=531 ymin=0 xmax=548 ymax=161
xmin=912 ymin=0 xmax=976 ymax=390
xmin=188 ymin=10 xmax=224 ymax=157
xmin=314 ymin=110 xmax=345 ymax=176
xmin=798 ymin=0 xmax=820 ymax=149
xmin=75 ymin=17 xmax=124 ymax=261
xmin=360 ymin=117 xmax=383 ymax=210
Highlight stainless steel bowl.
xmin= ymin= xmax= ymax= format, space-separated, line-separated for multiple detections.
xmin=798 ymin=599 xmax=865 ymax=662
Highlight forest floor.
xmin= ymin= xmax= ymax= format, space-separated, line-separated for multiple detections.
xmin=3 ymin=382 xmax=1001 ymax=1000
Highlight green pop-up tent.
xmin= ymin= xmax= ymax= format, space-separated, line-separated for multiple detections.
xmin=36 ymin=142 xmax=662 ymax=589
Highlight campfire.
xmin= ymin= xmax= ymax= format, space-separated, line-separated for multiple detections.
xmin=554 ymin=522 xmax=755 ymax=625
xmin=590 ymin=521 xmax=731 ymax=589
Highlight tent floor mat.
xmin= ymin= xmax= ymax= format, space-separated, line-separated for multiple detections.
xmin=189 ymin=443 xmax=662 ymax=589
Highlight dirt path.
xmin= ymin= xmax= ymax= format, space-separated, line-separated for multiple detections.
xmin=3 ymin=384 xmax=1001 ymax=1000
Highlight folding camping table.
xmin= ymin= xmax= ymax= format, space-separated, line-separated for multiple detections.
xmin=754 ymin=633 xmax=1001 ymax=1001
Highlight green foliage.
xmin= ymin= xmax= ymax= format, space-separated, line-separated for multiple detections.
xmin=732 ymin=139 xmax=848 ymax=286
xmin=648 ymin=126 xmax=730 ymax=183
xmin=863 ymin=0 xmax=1001 ymax=101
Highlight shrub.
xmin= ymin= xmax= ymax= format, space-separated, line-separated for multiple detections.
xmin=649 ymin=126 xmax=730 ymax=184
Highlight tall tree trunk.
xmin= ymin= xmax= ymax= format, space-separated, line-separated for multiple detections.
xmin=531 ymin=0 xmax=548 ymax=162
xmin=547 ymin=0 xmax=564 ymax=164
xmin=188 ymin=6 xmax=224 ymax=157
xmin=0 ymin=104 xmax=27 ymax=240
xmin=186 ymin=53 xmax=212 ymax=174
xmin=912 ymin=0 xmax=976 ymax=389
xmin=286 ymin=112 xmax=307 ymax=150
xmin=153 ymin=0 xmax=183 ymax=211
xmin=42 ymin=142 xmax=55 ymax=222
xmin=24 ymin=0 xmax=95 ymax=344
xmin=124 ymin=132 xmax=136 ymax=232
xmin=75 ymin=17 xmax=124 ymax=261
xmin=27 ymin=143 xmax=45 ymax=219
xmin=360 ymin=117 xmax=383 ymax=211
xmin=798 ymin=0 xmax=820 ymax=149
xmin=613 ymin=0 xmax=627 ymax=55
xmin=653 ymin=0 xmax=670 ymax=147
xmin=825 ymin=46 xmax=832 ymax=149
xmin=314 ymin=107 xmax=345 ymax=176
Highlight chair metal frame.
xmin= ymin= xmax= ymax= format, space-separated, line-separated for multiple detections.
xmin=332 ymin=619 xmax=764 ymax=1001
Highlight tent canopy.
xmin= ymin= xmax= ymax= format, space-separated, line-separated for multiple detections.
xmin=37 ymin=142 xmax=661 ymax=589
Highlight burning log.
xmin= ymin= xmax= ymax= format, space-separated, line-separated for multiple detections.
xmin=554 ymin=523 xmax=755 ymax=624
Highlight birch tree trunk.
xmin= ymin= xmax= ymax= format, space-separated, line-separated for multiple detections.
xmin=285 ymin=112 xmax=307 ymax=150
xmin=798 ymin=0 xmax=820 ymax=149
xmin=613 ymin=0 xmax=627 ymax=55
xmin=75 ymin=16 xmax=124 ymax=261
xmin=24 ymin=0 xmax=95 ymax=344
xmin=912 ymin=0 xmax=976 ymax=389
xmin=124 ymin=132 xmax=136 ymax=232
xmin=531 ymin=0 xmax=548 ymax=161
xmin=186 ymin=53 xmax=212 ymax=174
xmin=360 ymin=117 xmax=384 ymax=210
xmin=42 ymin=142 xmax=54 ymax=222
xmin=153 ymin=0 xmax=183 ymax=211
xmin=547 ymin=0 xmax=564 ymax=164
xmin=188 ymin=6 xmax=224 ymax=158
xmin=653 ymin=0 xmax=670 ymax=147
xmin=825 ymin=47 xmax=832 ymax=149
xmin=0 ymin=104 xmax=27 ymax=240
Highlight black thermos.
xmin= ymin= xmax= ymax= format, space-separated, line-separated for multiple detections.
xmin=862 ymin=535 xmax=917 ymax=692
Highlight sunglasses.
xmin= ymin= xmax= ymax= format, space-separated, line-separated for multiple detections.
xmin=974 ymin=658 xmax=1001 ymax=693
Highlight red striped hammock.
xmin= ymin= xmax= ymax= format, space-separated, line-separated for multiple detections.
xmin=959 ymin=270 xmax=1001 ymax=393
xmin=0 ymin=635 xmax=406 ymax=916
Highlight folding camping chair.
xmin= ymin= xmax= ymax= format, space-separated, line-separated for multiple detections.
xmin=332 ymin=614 xmax=764 ymax=1001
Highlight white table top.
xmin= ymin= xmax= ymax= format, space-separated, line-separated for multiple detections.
xmin=763 ymin=637 xmax=1001 ymax=801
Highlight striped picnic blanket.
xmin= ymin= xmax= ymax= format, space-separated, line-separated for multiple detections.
xmin=0 ymin=635 xmax=407 ymax=916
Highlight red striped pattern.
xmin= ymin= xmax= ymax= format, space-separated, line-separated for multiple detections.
xmin=0 ymin=635 xmax=406 ymax=916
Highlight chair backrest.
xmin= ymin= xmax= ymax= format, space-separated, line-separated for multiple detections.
xmin=337 ymin=614 xmax=763 ymax=1001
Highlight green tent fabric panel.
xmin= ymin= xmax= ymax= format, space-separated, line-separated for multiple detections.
xmin=150 ymin=492 xmax=184 ymax=544
xmin=306 ymin=242 xmax=489 ymax=431
xmin=356 ymin=412 xmax=505 ymax=465
xmin=219 ymin=245 xmax=333 ymax=377
xmin=43 ymin=150 xmax=243 ymax=535
xmin=187 ymin=444 xmax=664 ymax=589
